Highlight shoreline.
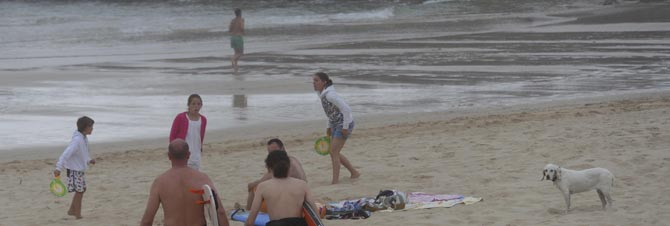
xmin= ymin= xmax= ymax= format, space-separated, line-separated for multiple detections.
xmin=6 ymin=89 xmax=670 ymax=163
xmin=3 ymin=2 xmax=670 ymax=156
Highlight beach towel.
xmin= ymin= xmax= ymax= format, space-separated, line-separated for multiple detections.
xmin=403 ymin=199 xmax=464 ymax=210
xmin=407 ymin=192 xmax=464 ymax=203
xmin=230 ymin=208 xmax=270 ymax=226
xmin=462 ymin=196 xmax=483 ymax=205
xmin=379 ymin=192 xmax=482 ymax=212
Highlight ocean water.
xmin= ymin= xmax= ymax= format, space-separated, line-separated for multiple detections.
xmin=1 ymin=0 xmax=670 ymax=151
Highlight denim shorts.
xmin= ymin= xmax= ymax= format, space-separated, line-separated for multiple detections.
xmin=331 ymin=121 xmax=355 ymax=139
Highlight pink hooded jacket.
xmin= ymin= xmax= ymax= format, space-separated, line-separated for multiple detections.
xmin=169 ymin=112 xmax=207 ymax=144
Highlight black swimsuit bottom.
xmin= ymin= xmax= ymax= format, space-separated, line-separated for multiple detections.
xmin=266 ymin=217 xmax=307 ymax=226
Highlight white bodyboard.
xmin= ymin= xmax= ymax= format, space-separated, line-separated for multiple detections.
xmin=202 ymin=184 xmax=219 ymax=226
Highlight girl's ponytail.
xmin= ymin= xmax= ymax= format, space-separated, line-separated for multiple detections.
xmin=315 ymin=72 xmax=333 ymax=88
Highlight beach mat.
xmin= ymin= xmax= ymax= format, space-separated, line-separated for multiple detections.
xmin=380 ymin=196 xmax=483 ymax=212
xmin=230 ymin=209 xmax=269 ymax=226
xmin=230 ymin=202 xmax=324 ymax=226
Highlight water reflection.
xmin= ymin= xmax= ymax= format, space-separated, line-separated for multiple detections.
xmin=233 ymin=94 xmax=247 ymax=121
xmin=231 ymin=72 xmax=248 ymax=120
xmin=233 ymin=73 xmax=244 ymax=81
xmin=233 ymin=94 xmax=247 ymax=108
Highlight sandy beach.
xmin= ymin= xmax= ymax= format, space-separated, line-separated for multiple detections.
xmin=2 ymin=92 xmax=670 ymax=226
xmin=2 ymin=1 xmax=670 ymax=226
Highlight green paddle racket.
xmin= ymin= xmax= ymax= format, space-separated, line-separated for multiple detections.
xmin=314 ymin=136 xmax=331 ymax=156
xmin=50 ymin=176 xmax=67 ymax=197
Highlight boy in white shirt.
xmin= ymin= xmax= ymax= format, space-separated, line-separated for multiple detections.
xmin=54 ymin=116 xmax=96 ymax=219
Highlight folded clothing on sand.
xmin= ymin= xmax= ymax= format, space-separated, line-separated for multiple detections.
xmin=364 ymin=190 xmax=407 ymax=211
xmin=325 ymin=198 xmax=372 ymax=220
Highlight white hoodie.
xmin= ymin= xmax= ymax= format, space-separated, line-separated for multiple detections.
xmin=56 ymin=131 xmax=91 ymax=172
xmin=319 ymin=86 xmax=354 ymax=129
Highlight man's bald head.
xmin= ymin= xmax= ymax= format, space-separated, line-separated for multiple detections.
xmin=169 ymin=139 xmax=190 ymax=160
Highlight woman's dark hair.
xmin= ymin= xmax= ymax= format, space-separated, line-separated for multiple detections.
xmin=265 ymin=150 xmax=290 ymax=178
xmin=235 ymin=8 xmax=242 ymax=17
xmin=314 ymin=72 xmax=333 ymax=88
xmin=187 ymin=94 xmax=202 ymax=105
xmin=267 ymin=138 xmax=284 ymax=150
xmin=77 ymin=116 xmax=94 ymax=133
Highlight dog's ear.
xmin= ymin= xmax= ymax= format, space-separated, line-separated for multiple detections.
xmin=541 ymin=169 xmax=546 ymax=181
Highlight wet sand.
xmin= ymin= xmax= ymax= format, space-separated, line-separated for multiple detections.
xmin=3 ymin=2 xmax=670 ymax=152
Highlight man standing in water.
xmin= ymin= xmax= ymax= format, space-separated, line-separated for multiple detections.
xmin=229 ymin=8 xmax=244 ymax=73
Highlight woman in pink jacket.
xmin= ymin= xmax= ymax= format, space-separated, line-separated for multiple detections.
xmin=170 ymin=94 xmax=207 ymax=170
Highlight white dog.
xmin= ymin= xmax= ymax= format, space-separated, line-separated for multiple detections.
xmin=542 ymin=164 xmax=614 ymax=213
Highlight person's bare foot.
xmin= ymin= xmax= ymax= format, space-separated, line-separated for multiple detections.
xmin=351 ymin=172 xmax=361 ymax=179
xmin=331 ymin=179 xmax=339 ymax=185
xmin=68 ymin=209 xmax=82 ymax=219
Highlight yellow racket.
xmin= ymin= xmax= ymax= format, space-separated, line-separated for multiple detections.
xmin=50 ymin=176 xmax=67 ymax=197
xmin=314 ymin=136 xmax=330 ymax=156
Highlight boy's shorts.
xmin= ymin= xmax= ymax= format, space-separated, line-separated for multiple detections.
xmin=331 ymin=121 xmax=355 ymax=139
xmin=66 ymin=169 xmax=86 ymax=193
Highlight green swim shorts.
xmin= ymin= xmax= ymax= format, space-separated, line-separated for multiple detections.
xmin=230 ymin=35 xmax=244 ymax=50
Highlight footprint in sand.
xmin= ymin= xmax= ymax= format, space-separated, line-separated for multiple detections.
xmin=547 ymin=208 xmax=563 ymax=214
xmin=442 ymin=152 xmax=455 ymax=158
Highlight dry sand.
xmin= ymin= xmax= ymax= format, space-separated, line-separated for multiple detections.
xmin=2 ymin=92 xmax=670 ymax=226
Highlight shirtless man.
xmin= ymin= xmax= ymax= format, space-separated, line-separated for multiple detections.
xmin=246 ymin=138 xmax=306 ymax=210
xmin=229 ymin=8 xmax=245 ymax=73
xmin=140 ymin=139 xmax=229 ymax=226
xmin=246 ymin=151 xmax=317 ymax=226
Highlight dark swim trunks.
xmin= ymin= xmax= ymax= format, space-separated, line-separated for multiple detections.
xmin=230 ymin=35 xmax=244 ymax=50
xmin=266 ymin=217 xmax=307 ymax=226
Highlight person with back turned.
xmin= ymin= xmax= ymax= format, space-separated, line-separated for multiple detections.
xmin=229 ymin=8 xmax=245 ymax=73
xmin=140 ymin=139 xmax=229 ymax=226
xmin=246 ymin=151 xmax=317 ymax=226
